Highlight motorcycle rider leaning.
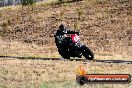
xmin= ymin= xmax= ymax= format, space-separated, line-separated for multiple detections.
xmin=55 ymin=24 xmax=80 ymax=45
xmin=54 ymin=24 xmax=94 ymax=60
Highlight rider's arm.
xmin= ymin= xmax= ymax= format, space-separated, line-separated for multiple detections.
xmin=66 ymin=29 xmax=80 ymax=35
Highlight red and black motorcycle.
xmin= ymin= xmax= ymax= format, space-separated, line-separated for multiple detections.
xmin=55 ymin=33 xmax=94 ymax=60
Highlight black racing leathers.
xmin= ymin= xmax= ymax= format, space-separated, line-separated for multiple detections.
xmin=55 ymin=29 xmax=79 ymax=46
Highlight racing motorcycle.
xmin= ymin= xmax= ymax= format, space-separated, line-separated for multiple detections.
xmin=55 ymin=33 xmax=94 ymax=60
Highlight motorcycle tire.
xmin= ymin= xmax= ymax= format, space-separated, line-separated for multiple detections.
xmin=81 ymin=45 xmax=94 ymax=60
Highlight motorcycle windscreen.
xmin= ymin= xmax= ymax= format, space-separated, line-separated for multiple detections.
xmin=71 ymin=34 xmax=80 ymax=43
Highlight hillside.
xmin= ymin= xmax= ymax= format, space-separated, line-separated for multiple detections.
xmin=0 ymin=0 xmax=132 ymax=59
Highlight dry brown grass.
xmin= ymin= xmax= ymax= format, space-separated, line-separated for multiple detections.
xmin=0 ymin=0 xmax=131 ymax=59
xmin=0 ymin=0 xmax=132 ymax=87
xmin=0 ymin=58 xmax=131 ymax=88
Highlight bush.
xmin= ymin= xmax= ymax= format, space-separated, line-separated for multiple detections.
xmin=22 ymin=0 xmax=35 ymax=5
xmin=58 ymin=0 xmax=63 ymax=3
xmin=76 ymin=8 xmax=83 ymax=20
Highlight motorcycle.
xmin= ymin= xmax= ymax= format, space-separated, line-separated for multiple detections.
xmin=55 ymin=33 xmax=94 ymax=60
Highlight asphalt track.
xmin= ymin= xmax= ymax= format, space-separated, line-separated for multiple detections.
xmin=0 ymin=55 xmax=132 ymax=64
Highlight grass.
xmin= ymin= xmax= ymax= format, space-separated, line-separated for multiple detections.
xmin=0 ymin=0 xmax=131 ymax=59
xmin=40 ymin=81 xmax=132 ymax=88
xmin=0 ymin=58 xmax=131 ymax=88
xmin=0 ymin=0 xmax=131 ymax=87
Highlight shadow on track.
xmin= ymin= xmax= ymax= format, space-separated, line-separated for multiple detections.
xmin=0 ymin=56 xmax=62 ymax=60
xmin=94 ymin=59 xmax=132 ymax=64
xmin=0 ymin=55 xmax=132 ymax=64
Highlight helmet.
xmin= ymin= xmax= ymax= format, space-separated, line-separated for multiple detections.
xmin=59 ymin=24 xmax=65 ymax=31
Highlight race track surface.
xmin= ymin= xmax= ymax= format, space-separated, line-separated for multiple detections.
xmin=0 ymin=55 xmax=132 ymax=64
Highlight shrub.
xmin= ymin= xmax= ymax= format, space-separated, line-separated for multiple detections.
xmin=76 ymin=8 xmax=83 ymax=20
xmin=22 ymin=0 xmax=35 ymax=5
xmin=58 ymin=0 xmax=63 ymax=3
xmin=59 ymin=10 xmax=65 ymax=21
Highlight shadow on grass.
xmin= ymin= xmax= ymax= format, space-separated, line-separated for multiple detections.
xmin=0 ymin=55 xmax=132 ymax=64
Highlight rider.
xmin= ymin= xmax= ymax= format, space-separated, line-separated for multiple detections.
xmin=55 ymin=24 xmax=80 ymax=45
